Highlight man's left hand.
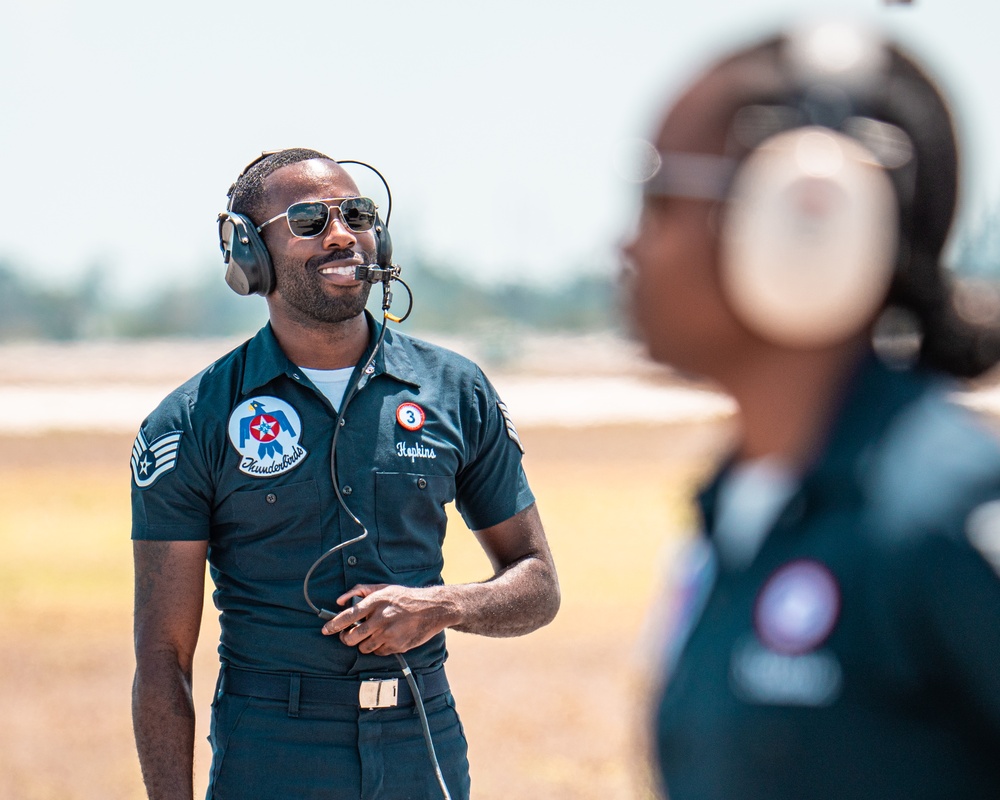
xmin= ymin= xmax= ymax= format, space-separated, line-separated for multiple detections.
xmin=321 ymin=584 xmax=459 ymax=656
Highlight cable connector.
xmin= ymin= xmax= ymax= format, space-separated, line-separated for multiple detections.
xmin=355 ymin=264 xmax=401 ymax=283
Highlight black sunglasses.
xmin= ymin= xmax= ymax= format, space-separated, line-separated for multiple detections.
xmin=257 ymin=197 xmax=378 ymax=238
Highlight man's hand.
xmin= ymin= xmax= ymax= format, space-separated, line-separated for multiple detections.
xmin=321 ymin=584 xmax=460 ymax=656
xmin=322 ymin=504 xmax=559 ymax=655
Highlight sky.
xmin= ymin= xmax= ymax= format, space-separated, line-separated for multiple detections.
xmin=2 ymin=0 xmax=999 ymax=301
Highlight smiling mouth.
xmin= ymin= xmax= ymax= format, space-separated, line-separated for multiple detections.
xmin=318 ymin=264 xmax=359 ymax=277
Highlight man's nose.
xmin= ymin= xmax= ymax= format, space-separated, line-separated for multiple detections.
xmin=322 ymin=212 xmax=357 ymax=249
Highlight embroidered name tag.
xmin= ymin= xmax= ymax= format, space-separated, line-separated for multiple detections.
xmin=730 ymin=637 xmax=843 ymax=707
xmin=396 ymin=441 xmax=437 ymax=463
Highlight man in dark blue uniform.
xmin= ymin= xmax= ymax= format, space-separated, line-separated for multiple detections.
xmin=624 ymin=20 xmax=1000 ymax=800
xmin=130 ymin=149 xmax=560 ymax=800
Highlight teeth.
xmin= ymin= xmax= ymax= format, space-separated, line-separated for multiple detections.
xmin=319 ymin=265 xmax=356 ymax=277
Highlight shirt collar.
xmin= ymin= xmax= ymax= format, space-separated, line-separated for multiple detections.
xmin=352 ymin=312 xmax=422 ymax=393
xmin=241 ymin=312 xmax=421 ymax=396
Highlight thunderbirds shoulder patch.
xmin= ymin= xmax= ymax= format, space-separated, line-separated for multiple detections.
xmin=131 ymin=429 xmax=183 ymax=488
xmin=227 ymin=395 xmax=308 ymax=477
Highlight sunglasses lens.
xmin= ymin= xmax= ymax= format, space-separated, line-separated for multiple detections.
xmin=286 ymin=202 xmax=330 ymax=237
xmin=340 ymin=197 xmax=377 ymax=232
xmin=284 ymin=198 xmax=378 ymax=237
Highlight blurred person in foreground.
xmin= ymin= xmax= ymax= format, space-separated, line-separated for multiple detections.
xmin=623 ymin=18 xmax=1000 ymax=800
xmin=129 ymin=148 xmax=559 ymax=800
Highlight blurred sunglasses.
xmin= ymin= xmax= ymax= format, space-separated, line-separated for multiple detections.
xmin=257 ymin=197 xmax=378 ymax=237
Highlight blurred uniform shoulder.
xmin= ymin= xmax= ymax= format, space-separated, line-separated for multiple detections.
xmin=863 ymin=382 xmax=1000 ymax=547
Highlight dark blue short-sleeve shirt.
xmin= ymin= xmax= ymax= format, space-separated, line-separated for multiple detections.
xmin=131 ymin=314 xmax=535 ymax=677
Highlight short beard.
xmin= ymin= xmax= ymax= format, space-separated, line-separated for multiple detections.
xmin=272 ymin=248 xmax=375 ymax=326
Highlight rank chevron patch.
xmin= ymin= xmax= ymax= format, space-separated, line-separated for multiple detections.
xmin=497 ymin=400 xmax=524 ymax=454
xmin=131 ymin=429 xmax=183 ymax=488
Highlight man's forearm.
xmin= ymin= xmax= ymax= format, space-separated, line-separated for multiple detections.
xmin=326 ymin=504 xmax=560 ymax=654
xmin=448 ymin=552 xmax=560 ymax=637
xmin=132 ymin=653 xmax=196 ymax=800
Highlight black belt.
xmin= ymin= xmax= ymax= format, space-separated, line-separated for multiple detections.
xmin=222 ymin=664 xmax=449 ymax=710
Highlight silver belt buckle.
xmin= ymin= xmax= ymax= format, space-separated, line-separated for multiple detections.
xmin=359 ymin=678 xmax=399 ymax=709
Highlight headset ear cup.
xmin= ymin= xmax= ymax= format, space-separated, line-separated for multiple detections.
xmin=374 ymin=214 xmax=393 ymax=269
xmin=219 ymin=213 xmax=275 ymax=296
xmin=720 ymin=127 xmax=899 ymax=347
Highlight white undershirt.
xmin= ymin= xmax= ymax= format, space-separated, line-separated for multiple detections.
xmin=299 ymin=366 xmax=354 ymax=412
xmin=712 ymin=457 xmax=798 ymax=571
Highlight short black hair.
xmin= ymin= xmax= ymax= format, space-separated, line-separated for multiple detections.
xmin=228 ymin=148 xmax=335 ymax=225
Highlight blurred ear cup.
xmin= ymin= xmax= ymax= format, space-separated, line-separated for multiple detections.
xmin=218 ymin=211 xmax=275 ymax=296
xmin=720 ymin=127 xmax=898 ymax=347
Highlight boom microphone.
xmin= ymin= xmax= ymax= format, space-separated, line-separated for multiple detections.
xmin=355 ymin=264 xmax=401 ymax=283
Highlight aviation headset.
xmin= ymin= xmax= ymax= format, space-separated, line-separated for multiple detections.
xmin=217 ymin=152 xmax=395 ymax=297
xmin=649 ymin=21 xmax=954 ymax=348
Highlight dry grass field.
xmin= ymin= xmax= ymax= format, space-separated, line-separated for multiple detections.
xmin=0 ymin=420 xmax=731 ymax=800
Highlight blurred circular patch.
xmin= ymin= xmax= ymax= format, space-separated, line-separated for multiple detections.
xmin=754 ymin=559 xmax=841 ymax=655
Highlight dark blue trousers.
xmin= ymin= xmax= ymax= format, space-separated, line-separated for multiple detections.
xmin=207 ymin=682 xmax=471 ymax=799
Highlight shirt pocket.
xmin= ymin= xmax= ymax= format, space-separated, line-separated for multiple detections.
xmin=214 ymin=479 xmax=322 ymax=581
xmin=374 ymin=472 xmax=455 ymax=573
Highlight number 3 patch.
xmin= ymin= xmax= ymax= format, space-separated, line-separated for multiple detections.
xmin=396 ymin=402 xmax=426 ymax=431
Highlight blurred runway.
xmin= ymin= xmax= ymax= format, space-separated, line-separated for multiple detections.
xmin=0 ymin=375 xmax=736 ymax=434
xmin=4 ymin=337 xmax=998 ymax=434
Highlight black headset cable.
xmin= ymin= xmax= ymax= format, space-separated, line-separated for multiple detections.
xmin=300 ymin=282 xmax=450 ymax=800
